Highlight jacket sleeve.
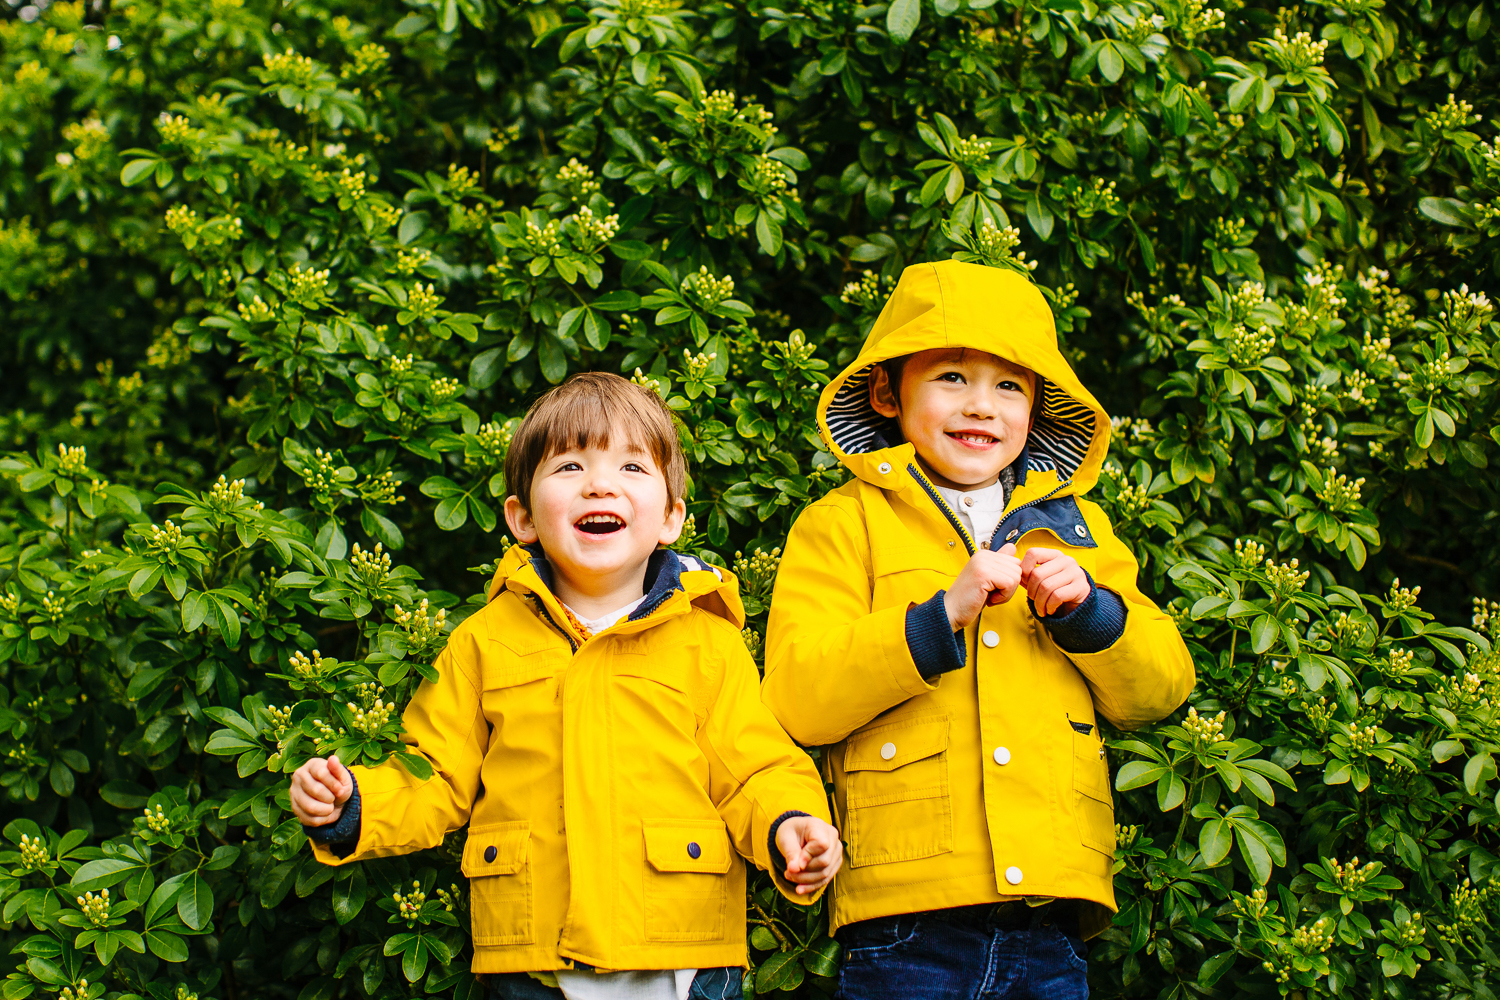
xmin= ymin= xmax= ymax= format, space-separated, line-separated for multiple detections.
xmin=700 ymin=625 xmax=833 ymax=906
xmin=309 ymin=624 xmax=488 ymax=866
xmin=762 ymin=499 xmax=938 ymax=747
xmin=1062 ymin=501 xmax=1196 ymax=730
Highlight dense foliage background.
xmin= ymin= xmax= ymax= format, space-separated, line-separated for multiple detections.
xmin=1 ymin=0 xmax=1498 ymax=996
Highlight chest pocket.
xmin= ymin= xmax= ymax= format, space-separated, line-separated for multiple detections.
xmin=842 ymin=714 xmax=954 ymax=868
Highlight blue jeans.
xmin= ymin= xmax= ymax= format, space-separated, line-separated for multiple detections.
xmin=836 ymin=908 xmax=1089 ymax=1000
xmin=486 ymin=967 xmax=740 ymax=1000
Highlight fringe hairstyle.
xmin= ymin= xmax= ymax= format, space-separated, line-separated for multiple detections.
xmin=503 ymin=372 xmax=687 ymax=511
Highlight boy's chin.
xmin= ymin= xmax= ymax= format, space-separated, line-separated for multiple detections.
xmin=927 ymin=457 xmax=1015 ymax=489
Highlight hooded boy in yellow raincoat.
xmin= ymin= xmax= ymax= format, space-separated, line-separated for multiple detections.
xmin=289 ymin=373 xmax=840 ymax=1000
xmin=763 ymin=260 xmax=1195 ymax=1000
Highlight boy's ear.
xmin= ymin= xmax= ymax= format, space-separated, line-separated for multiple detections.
xmin=657 ymin=497 xmax=687 ymax=547
xmin=503 ymin=496 xmax=539 ymax=544
xmin=868 ymin=365 xmax=900 ymax=419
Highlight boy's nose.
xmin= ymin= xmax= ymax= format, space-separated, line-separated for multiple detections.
xmin=583 ymin=472 xmax=621 ymax=496
xmin=962 ymin=389 xmax=1000 ymax=418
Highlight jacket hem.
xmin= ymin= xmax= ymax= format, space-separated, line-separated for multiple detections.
xmin=470 ymin=945 xmax=750 ymax=975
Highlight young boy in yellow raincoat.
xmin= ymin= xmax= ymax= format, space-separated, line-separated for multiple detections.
xmin=763 ymin=260 xmax=1194 ymax=1000
xmin=289 ymin=372 xmax=842 ymax=1000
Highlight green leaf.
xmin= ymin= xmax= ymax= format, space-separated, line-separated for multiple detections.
xmin=146 ymin=929 xmax=189 ymax=963
xmin=121 ymin=159 xmax=159 ymax=186
xmin=1098 ymin=42 xmax=1124 ymax=82
xmin=755 ymin=211 xmax=783 ymax=256
xmin=1249 ymin=614 xmax=1280 ymax=654
xmin=70 ymin=858 xmax=143 ymax=893
xmin=886 ymin=0 xmax=921 ymax=43
xmin=1198 ymin=817 xmax=1233 ymax=865
xmin=176 ymin=874 xmax=214 ymax=931
xmin=469 ymin=347 xmax=505 ymax=390
xmin=333 ymin=868 xmax=368 ymax=925
xmin=1418 ymin=197 xmax=1473 ymax=228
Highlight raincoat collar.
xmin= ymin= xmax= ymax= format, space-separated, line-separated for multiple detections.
xmin=486 ymin=543 xmax=745 ymax=638
xmin=817 ymin=260 xmax=1111 ymax=503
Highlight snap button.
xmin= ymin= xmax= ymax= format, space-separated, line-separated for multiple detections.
xmin=878 ymin=462 xmax=892 ymax=475
xmin=1005 ymin=866 xmax=1024 ymax=885
xmin=948 ymin=541 xmax=955 ymax=548
xmin=880 ymin=742 xmax=897 ymax=760
xmin=1074 ymin=524 xmax=1087 ymax=538
xmin=1005 ymin=529 xmax=1019 ymax=541
xmin=993 ymin=746 xmax=1011 ymax=765
xmin=962 ymin=495 xmax=974 ymax=507
xmin=484 ymin=845 xmax=497 ymax=863
xmin=687 ymin=842 xmax=701 ymax=859
xmin=982 ymin=630 xmax=999 ymax=648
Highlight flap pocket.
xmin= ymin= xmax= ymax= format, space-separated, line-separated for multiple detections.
xmin=643 ymin=819 xmax=731 ymax=874
xmin=488 ymin=651 xmax=564 ymax=689
xmin=462 ymin=820 xmax=531 ymax=876
xmin=1072 ymin=729 xmax=1110 ymax=803
xmin=614 ymin=656 xmax=691 ymax=694
xmin=872 ymin=544 xmax=951 ymax=579
xmin=845 ymin=715 xmax=950 ymax=772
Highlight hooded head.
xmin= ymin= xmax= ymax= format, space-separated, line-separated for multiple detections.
xmin=818 ymin=260 xmax=1110 ymax=497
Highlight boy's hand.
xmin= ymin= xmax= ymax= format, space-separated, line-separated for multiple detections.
xmin=290 ymin=755 xmax=353 ymax=826
xmin=774 ymin=816 xmax=843 ymax=895
xmin=944 ymin=543 xmax=1023 ymax=629
xmin=1020 ymin=547 xmax=1092 ymax=617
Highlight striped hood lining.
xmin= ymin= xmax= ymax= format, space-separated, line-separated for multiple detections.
xmin=824 ymin=363 xmax=1097 ymax=481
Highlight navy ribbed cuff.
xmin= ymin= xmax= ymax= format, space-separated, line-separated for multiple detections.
xmin=302 ymin=773 xmax=360 ymax=858
xmin=907 ymin=591 xmax=967 ymax=679
xmin=768 ymin=810 xmax=812 ymax=873
xmin=1033 ymin=573 xmax=1127 ymax=653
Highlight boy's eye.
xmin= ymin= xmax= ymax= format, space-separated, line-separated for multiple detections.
xmin=998 ymin=380 xmax=1025 ymax=393
xmin=622 ymin=462 xmax=645 ymax=473
xmin=937 ymin=371 xmax=966 ymax=383
xmin=556 ymin=461 xmax=582 ymax=472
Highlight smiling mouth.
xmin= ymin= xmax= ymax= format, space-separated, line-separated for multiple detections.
xmin=947 ymin=432 xmax=997 ymax=447
xmin=575 ymin=513 xmax=626 ymax=535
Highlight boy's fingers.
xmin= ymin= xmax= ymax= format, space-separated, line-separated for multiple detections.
xmin=776 ymin=825 xmax=807 ymax=872
xmin=302 ymin=775 xmax=336 ymax=804
xmin=328 ymin=755 xmax=353 ymax=801
xmin=1021 ymin=546 xmax=1053 ymax=576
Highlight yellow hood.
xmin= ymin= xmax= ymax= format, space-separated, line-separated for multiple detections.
xmin=817 ymin=260 xmax=1111 ymax=497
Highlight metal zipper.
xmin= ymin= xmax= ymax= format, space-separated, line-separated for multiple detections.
xmin=530 ymin=596 xmax=579 ymax=653
xmin=907 ymin=463 xmax=977 ymax=556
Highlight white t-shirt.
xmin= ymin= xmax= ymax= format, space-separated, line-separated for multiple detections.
xmin=563 ymin=594 xmax=647 ymax=635
xmin=553 ymin=968 xmax=696 ymax=1000
xmin=553 ymin=594 xmax=695 ymax=999
xmin=934 ymin=478 xmax=1010 ymax=550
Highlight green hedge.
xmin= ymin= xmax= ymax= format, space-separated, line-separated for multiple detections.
xmin=2 ymin=0 xmax=1499 ymax=997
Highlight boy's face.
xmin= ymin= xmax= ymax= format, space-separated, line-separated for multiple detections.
xmin=503 ymin=440 xmax=686 ymax=602
xmin=869 ymin=348 xmax=1036 ymax=491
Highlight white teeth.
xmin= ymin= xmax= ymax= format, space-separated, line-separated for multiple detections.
xmin=579 ymin=514 xmax=624 ymax=524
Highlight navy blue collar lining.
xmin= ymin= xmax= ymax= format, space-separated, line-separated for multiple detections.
xmin=522 ymin=544 xmax=683 ymax=622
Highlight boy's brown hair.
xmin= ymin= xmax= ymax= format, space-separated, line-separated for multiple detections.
xmin=504 ymin=371 xmax=687 ymax=511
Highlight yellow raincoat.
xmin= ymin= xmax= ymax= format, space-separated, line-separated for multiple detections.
xmin=763 ymin=260 xmax=1194 ymax=937
xmin=311 ymin=545 xmax=830 ymax=974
